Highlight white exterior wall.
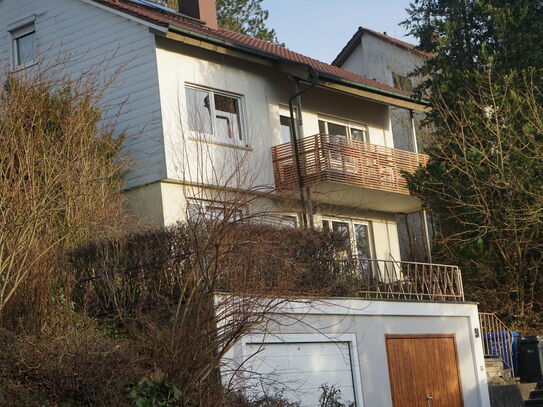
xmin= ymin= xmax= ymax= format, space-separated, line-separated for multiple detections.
xmin=339 ymin=34 xmax=427 ymax=154
xmin=226 ymin=299 xmax=491 ymax=407
xmin=155 ymin=38 xmax=395 ymax=190
xmin=0 ymin=0 xmax=166 ymax=188
xmin=341 ymin=34 xmax=424 ymax=88
xmin=154 ymin=38 xmax=401 ymax=259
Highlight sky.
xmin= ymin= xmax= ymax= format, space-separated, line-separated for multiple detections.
xmin=262 ymin=0 xmax=416 ymax=64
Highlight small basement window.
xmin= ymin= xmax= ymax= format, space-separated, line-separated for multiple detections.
xmin=187 ymin=200 xmax=243 ymax=223
xmin=11 ymin=23 xmax=36 ymax=69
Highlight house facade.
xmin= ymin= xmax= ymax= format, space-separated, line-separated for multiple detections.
xmin=0 ymin=1 xmax=490 ymax=405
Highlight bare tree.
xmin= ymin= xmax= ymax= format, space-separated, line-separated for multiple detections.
xmin=0 ymin=62 xmax=128 ymax=327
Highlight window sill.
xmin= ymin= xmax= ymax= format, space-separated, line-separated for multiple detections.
xmin=11 ymin=60 xmax=38 ymax=73
xmin=188 ymin=137 xmax=252 ymax=151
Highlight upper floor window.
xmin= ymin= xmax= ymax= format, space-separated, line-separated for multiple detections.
xmin=318 ymin=118 xmax=368 ymax=142
xmin=186 ymin=85 xmax=244 ymax=144
xmin=11 ymin=22 xmax=36 ymax=69
xmin=279 ymin=115 xmax=293 ymax=144
xmin=391 ymin=72 xmax=413 ymax=92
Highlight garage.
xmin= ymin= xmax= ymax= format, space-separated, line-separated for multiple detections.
xmin=224 ymin=299 xmax=490 ymax=407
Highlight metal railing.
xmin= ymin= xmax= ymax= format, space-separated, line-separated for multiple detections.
xmin=479 ymin=312 xmax=515 ymax=376
xmin=335 ymin=258 xmax=464 ymax=302
xmin=271 ymin=133 xmax=429 ymax=195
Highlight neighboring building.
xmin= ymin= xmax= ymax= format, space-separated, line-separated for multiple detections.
xmin=333 ymin=27 xmax=435 ymax=264
xmin=0 ymin=1 xmax=490 ymax=406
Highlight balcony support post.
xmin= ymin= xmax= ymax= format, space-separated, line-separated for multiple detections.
xmin=411 ymin=110 xmax=433 ymax=263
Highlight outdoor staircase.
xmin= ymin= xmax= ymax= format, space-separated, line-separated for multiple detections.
xmin=525 ymin=384 xmax=543 ymax=406
xmin=486 ymin=357 xmax=515 ymax=385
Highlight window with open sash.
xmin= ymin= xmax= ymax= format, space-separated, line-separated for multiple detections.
xmin=186 ymin=86 xmax=244 ymax=144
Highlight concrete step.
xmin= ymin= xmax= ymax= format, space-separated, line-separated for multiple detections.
xmin=487 ymin=358 xmax=504 ymax=365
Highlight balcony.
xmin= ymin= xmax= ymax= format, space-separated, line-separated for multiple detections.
xmin=271 ymin=134 xmax=429 ymax=212
xmin=335 ymin=258 xmax=464 ymax=302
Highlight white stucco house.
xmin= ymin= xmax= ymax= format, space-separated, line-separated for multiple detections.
xmin=0 ymin=1 xmax=490 ymax=406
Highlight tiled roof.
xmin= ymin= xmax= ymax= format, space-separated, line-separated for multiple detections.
xmin=333 ymin=27 xmax=434 ymax=67
xmin=91 ymin=0 xmax=414 ymax=99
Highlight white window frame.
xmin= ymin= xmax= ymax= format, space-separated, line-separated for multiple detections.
xmin=318 ymin=114 xmax=369 ymax=143
xmin=9 ymin=17 xmax=37 ymax=70
xmin=321 ymin=216 xmax=375 ymax=259
xmin=186 ymin=199 xmax=244 ymax=223
xmin=280 ymin=214 xmax=299 ymax=228
xmin=185 ymin=84 xmax=246 ymax=146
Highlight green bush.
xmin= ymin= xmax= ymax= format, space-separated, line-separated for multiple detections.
xmin=126 ymin=379 xmax=182 ymax=407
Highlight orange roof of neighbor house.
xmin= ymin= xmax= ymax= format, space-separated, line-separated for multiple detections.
xmin=91 ymin=0 xmax=419 ymax=101
xmin=332 ymin=27 xmax=435 ymax=67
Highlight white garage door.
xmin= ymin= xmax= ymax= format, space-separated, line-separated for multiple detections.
xmin=244 ymin=341 xmax=356 ymax=407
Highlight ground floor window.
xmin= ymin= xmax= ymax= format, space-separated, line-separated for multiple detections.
xmin=322 ymin=218 xmax=374 ymax=260
xmin=187 ymin=200 xmax=243 ymax=223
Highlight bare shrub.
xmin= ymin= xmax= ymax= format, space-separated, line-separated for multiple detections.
xmin=0 ymin=65 xmax=128 ymax=329
xmin=0 ymin=325 xmax=143 ymax=407
xmin=70 ymin=221 xmax=358 ymax=406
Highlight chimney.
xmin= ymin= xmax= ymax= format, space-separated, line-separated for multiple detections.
xmin=178 ymin=0 xmax=218 ymax=29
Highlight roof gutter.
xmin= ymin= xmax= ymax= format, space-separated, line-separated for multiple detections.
xmin=166 ymin=24 xmax=429 ymax=109
xmin=316 ymin=73 xmax=430 ymax=107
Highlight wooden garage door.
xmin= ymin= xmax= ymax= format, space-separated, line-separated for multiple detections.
xmin=386 ymin=334 xmax=463 ymax=407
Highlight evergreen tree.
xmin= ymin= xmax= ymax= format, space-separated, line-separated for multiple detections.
xmin=403 ymin=0 xmax=543 ymax=329
xmin=216 ymin=0 xmax=283 ymax=45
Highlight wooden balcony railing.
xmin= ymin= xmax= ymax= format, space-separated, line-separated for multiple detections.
xmin=271 ymin=133 xmax=429 ymax=195
xmin=333 ymin=258 xmax=464 ymax=302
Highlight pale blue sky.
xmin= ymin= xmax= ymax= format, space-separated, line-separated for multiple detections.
xmin=262 ymin=0 xmax=416 ymax=63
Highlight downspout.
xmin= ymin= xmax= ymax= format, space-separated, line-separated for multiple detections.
xmin=410 ymin=110 xmax=433 ymax=263
xmin=289 ymin=67 xmax=318 ymax=228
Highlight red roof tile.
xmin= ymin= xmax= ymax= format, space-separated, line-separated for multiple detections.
xmin=91 ymin=0 xmax=414 ymax=99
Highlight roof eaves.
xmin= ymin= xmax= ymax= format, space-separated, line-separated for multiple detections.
xmin=318 ymin=72 xmax=430 ymax=107
xmin=332 ymin=27 xmax=434 ymax=67
xmin=332 ymin=27 xmax=363 ymax=67
xmin=166 ymin=24 xmax=426 ymax=107
xmin=361 ymin=28 xmax=434 ymax=59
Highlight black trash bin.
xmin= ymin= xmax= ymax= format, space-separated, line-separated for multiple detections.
xmin=519 ymin=335 xmax=543 ymax=383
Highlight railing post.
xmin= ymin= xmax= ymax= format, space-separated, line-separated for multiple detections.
xmin=456 ymin=268 xmax=464 ymax=301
